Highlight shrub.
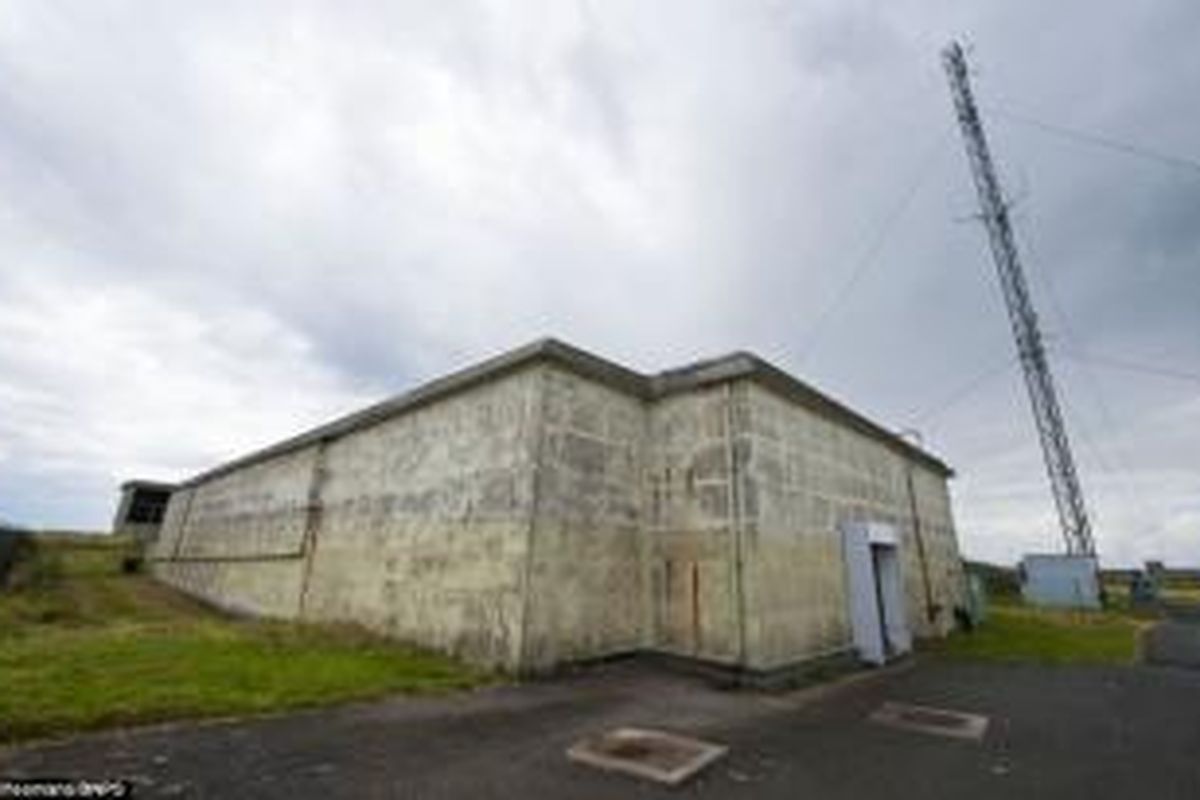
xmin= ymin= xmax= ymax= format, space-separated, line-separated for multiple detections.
xmin=0 ymin=531 xmax=37 ymax=591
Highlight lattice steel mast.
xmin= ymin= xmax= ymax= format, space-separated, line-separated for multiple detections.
xmin=942 ymin=42 xmax=1096 ymax=557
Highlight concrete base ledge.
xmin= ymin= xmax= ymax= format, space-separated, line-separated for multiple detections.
xmin=540 ymin=647 xmax=865 ymax=692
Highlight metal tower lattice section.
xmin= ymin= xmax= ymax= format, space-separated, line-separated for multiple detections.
xmin=942 ymin=42 xmax=1096 ymax=557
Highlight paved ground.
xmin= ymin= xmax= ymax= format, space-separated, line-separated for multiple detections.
xmin=1144 ymin=604 xmax=1200 ymax=668
xmin=4 ymin=655 xmax=1200 ymax=799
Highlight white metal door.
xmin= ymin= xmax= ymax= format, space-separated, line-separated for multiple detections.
xmin=842 ymin=522 xmax=885 ymax=664
xmin=842 ymin=521 xmax=910 ymax=664
xmin=875 ymin=544 xmax=912 ymax=656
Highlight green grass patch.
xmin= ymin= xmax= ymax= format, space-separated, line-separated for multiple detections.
xmin=929 ymin=601 xmax=1145 ymax=665
xmin=1159 ymin=584 xmax=1200 ymax=604
xmin=0 ymin=538 xmax=489 ymax=744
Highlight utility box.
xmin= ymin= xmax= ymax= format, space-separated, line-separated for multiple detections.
xmin=1019 ymin=554 xmax=1101 ymax=610
xmin=965 ymin=572 xmax=988 ymax=626
xmin=1129 ymin=571 xmax=1159 ymax=607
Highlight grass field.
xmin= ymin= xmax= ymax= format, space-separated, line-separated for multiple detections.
xmin=929 ymin=599 xmax=1146 ymax=665
xmin=0 ymin=536 xmax=488 ymax=744
xmin=1103 ymin=577 xmax=1200 ymax=610
xmin=1156 ymin=582 xmax=1200 ymax=605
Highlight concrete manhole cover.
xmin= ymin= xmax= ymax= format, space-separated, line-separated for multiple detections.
xmin=567 ymin=727 xmax=728 ymax=785
xmin=869 ymin=702 xmax=989 ymax=741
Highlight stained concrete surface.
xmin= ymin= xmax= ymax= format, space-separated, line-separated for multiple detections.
xmin=148 ymin=340 xmax=966 ymax=676
xmin=4 ymin=658 xmax=1200 ymax=799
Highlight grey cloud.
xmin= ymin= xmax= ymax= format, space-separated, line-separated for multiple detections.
xmin=0 ymin=0 xmax=1196 ymax=567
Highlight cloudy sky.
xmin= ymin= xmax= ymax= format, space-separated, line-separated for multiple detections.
xmin=1 ymin=1 xmax=1196 ymax=567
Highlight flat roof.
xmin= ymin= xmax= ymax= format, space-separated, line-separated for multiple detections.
xmin=182 ymin=338 xmax=953 ymax=486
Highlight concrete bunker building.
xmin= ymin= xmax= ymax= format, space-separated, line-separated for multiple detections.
xmin=148 ymin=339 xmax=966 ymax=678
xmin=113 ymin=480 xmax=176 ymax=547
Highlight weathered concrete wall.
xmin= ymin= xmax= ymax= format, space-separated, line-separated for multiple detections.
xmin=149 ymin=448 xmax=316 ymax=618
xmin=520 ymin=366 xmax=648 ymax=670
xmin=301 ymin=368 xmax=540 ymax=670
xmin=154 ymin=551 xmax=306 ymax=619
xmin=152 ymin=367 xmax=542 ymax=670
xmin=117 ymin=522 xmax=162 ymax=546
xmin=644 ymin=385 xmax=743 ymax=665
xmin=740 ymin=382 xmax=965 ymax=670
xmin=149 ymin=345 xmax=965 ymax=677
xmin=905 ymin=464 xmax=967 ymax=630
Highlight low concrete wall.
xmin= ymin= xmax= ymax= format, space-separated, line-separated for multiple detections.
xmin=149 ymin=447 xmax=316 ymax=618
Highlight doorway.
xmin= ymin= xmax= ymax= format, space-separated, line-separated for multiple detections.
xmin=841 ymin=521 xmax=911 ymax=665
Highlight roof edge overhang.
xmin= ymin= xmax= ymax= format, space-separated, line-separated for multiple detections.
xmin=119 ymin=479 xmax=179 ymax=492
xmin=649 ymin=351 xmax=952 ymax=477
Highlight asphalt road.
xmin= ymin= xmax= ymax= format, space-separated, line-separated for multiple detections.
xmin=4 ymin=655 xmax=1200 ymax=800
xmin=1144 ymin=603 xmax=1200 ymax=668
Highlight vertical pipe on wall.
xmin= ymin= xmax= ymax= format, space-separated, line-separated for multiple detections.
xmin=904 ymin=463 xmax=938 ymax=625
xmin=297 ymin=438 xmax=331 ymax=618
xmin=169 ymin=487 xmax=198 ymax=562
xmin=638 ymin=402 xmax=654 ymax=651
xmin=690 ymin=561 xmax=702 ymax=654
xmin=517 ymin=366 xmax=550 ymax=676
xmin=724 ymin=382 xmax=748 ymax=669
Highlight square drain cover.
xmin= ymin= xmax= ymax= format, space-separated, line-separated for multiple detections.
xmin=567 ymin=727 xmax=728 ymax=785
xmin=870 ymin=702 xmax=989 ymax=741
